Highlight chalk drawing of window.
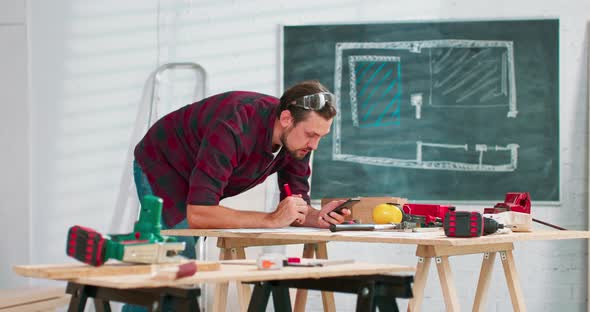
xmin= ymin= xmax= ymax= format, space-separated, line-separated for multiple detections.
xmin=333 ymin=40 xmax=519 ymax=172
xmin=349 ymin=55 xmax=402 ymax=128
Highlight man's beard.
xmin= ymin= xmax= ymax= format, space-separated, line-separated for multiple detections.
xmin=280 ymin=128 xmax=308 ymax=160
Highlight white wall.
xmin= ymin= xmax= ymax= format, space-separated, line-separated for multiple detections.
xmin=1 ymin=0 xmax=586 ymax=310
xmin=0 ymin=0 xmax=29 ymax=287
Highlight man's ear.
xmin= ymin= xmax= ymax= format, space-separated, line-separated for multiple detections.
xmin=279 ymin=110 xmax=293 ymax=127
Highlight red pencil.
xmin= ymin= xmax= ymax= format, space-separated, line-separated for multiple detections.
xmin=284 ymin=183 xmax=292 ymax=196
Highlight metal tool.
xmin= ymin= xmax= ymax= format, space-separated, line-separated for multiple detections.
xmin=329 ymin=222 xmax=416 ymax=232
xmin=283 ymin=258 xmax=355 ymax=267
xmin=373 ymin=203 xmax=443 ymax=228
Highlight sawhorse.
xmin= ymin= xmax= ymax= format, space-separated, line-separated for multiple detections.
xmin=65 ymin=282 xmax=200 ymax=312
xmin=247 ymin=274 xmax=414 ymax=312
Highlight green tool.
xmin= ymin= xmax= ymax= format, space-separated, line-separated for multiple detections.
xmin=66 ymin=195 xmax=185 ymax=266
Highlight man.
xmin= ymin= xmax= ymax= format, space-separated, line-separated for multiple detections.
xmin=133 ymin=80 xmax=350 ymax=235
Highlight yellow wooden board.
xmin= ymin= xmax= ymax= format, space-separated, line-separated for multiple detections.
xmin=14 ymin=260 xmax=220 ymax=280
xmin=163 ymin=229 xmax=590 ymax=246
xmin=13 ymin=261 xmax=414 ymax=290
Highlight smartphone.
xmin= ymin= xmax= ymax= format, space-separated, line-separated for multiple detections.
xmin=331 ymin=198 xmax=360 ymax=214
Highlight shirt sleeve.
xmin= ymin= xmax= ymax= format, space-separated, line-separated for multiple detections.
xmin=187 ymin=121 xmax=240 ymax=205
xmin=277 ymin=153 xmax=312 ymax=204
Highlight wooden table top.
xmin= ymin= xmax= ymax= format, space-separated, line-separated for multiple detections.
xmin=162 ymin=228 xmax=590 ymax=246
xmin=0 ymin=287 xmax=69 ymax=309
xmin=14 ymin=261 xmax=414 ymax=289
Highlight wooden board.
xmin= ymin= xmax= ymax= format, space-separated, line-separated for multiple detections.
xmin=12 ymin=261 xmax=415 ymax=290
xmin=14 ymin=260 xmax=220 ymax=280
xmin=163 ymin=229 xmax=590 ymax=246
xmin=77 ymin=262 xmax=414 ymax=289
xmin=0 ymin=287 xmax=69 ymax=310
xmin=0 ymin=297 xmax=70 ymax=312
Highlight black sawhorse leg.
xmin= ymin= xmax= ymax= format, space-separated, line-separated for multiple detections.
xmin=65 ymin=282 xmax=201 ymax=312
xmin=246 ymin=274 xmax=413 ymax=312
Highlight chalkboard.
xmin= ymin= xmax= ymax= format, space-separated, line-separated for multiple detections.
xmin=283 ymin=19 xmax=559 ymax=201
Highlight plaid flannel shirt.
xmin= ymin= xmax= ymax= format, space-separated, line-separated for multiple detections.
xmin=134 ymin=91 xmax=311 ymax=227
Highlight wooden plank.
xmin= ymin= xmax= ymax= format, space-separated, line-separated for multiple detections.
xmin=294 ymin=243 xmax=317 ymax=312
xmin=315 ymin=242 xmax=336 ymax=312
xmin=13 ymin=260 xmax=220 ymax=280
xmin=164 ymin=229 xmax=590 ymax=246
xmin=213 ymin=248 xmax=230 ymax=312
xmin=217 ymin=237 xmax=318 ymax=248
xmin=217 ymin=237 xmax=228 ymax=248
xmin=418 ymin=243 xmax=514 ymax=257
xmin=500 ymin=250 xmax=526 ymax=312
xmin=0 ymin=287 xmax=66 ymax=309
xmin=212 ymin=282 xmax=228 ymax=312
xmin=0 ymin=296 xmax=70 ymax=312
xmin=473 ymin=252 xmax=497 ymax=311
xmin=435 ymin=256 xmax=460 ymax=312
xmin=234 ymin=247 xmax=251 ymax=312
xmin=70 ymin=263 xmax=414 ymax=289
xmin=407 ymin=248 xmax=431 ymax=312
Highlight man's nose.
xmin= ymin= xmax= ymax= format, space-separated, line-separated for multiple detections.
xmin=308 ymin=137 xmax=320 ymax=150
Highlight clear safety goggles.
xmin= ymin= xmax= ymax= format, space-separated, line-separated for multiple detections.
xmin=292 ymin=92 xmax=336 ymax=110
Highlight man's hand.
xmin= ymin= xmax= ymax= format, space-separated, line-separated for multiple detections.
xmin=266 ymin=195 xmax=309 ymax=227
xmin=305 ymin=199 xmax=352 ymax=228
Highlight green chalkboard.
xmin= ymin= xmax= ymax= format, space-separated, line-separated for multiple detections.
xmin=283 ymin=19 xmax=559 ymax=201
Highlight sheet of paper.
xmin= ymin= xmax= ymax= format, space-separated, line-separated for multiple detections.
xmin=218 ymin=227 xmax=324 ymax=234
xmin=333 ymin=230 xmax=445 ymax=238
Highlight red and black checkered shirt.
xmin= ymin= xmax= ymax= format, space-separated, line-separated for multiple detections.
xmin=134 ymin=91 xmax=311 ymax=227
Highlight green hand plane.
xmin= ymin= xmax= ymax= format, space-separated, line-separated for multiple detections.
xmin=66 ymin=195 xmax=185 ymax=266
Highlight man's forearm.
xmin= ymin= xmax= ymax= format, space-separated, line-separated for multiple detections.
xmin=187 ymin=204 xmax=275 ymax=229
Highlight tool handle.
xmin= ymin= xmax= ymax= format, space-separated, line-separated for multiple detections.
xmin=533 ymin=218 xmax=567 ymax=230
xmin=330 ymin=224 xmax=376 ymax=232
xmin=152 ymin=262 xmax=197 ymax=280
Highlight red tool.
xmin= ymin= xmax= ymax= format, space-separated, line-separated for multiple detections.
xmin=483 ymin=192 xmax=566 ymax=230
xmin=66 ymin=195 xmax=185 ymax=266
xmin=402 ymin=203 xmax=454 ymax=223
xmin=443 ymin=211 xmax=507 ymax=237
xmin=483 ymin=192 xmax=531 ymax=214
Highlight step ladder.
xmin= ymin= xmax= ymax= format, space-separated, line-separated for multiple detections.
xmin=109 ymin=62 xmax=208 ymax=261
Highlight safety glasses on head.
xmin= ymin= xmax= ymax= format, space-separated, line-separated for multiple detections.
xmin=292 ymin=92 xmax=336 ymax=110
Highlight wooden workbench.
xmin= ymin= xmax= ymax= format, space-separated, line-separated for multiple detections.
xmin=163 ymin=228 xmax=590 ymax=312
xmin=15 ymin=262 xmax=411 ymax=289
xmin=14 ymin=261 xmax=414 ymax=312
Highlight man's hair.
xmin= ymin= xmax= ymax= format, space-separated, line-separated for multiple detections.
xmin=279 ymin=80 xmax=337 ymax=124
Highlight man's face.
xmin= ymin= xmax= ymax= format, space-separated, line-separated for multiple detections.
xmin=280 ymin=111 xmax=333 ymax=160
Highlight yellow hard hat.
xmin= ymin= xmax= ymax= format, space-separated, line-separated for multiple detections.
xmin=373 ymin=203 xmax=403 ymax=224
